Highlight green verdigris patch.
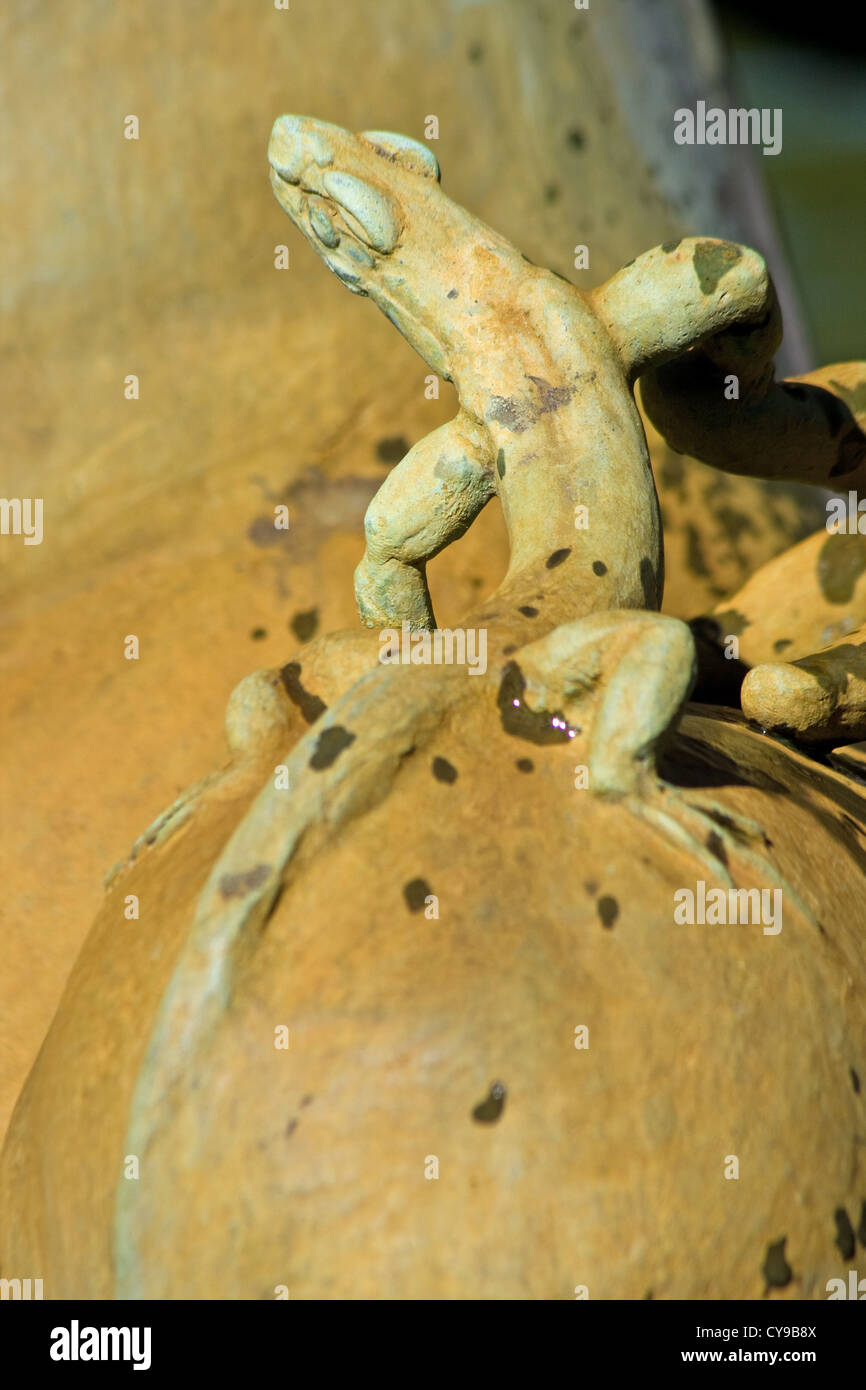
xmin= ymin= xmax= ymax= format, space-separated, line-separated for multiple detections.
xmin=817 ymin=532 xmax=866 ymax=604
xmin=692 ymin=239 xmax=742 ymax=295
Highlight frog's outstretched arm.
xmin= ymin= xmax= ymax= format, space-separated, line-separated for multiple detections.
xmin=594 ymin=239 xmax=866 ymax=492
xmin=590 ymin=238 xmax=781 ymax=384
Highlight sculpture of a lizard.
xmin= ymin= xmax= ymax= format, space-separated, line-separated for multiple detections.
xmin=263 ymin=113 xmax=846 ymax=895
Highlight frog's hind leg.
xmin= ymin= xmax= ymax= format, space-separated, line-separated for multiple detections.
xmin=355 ymin=410 xmax=495 ymax=630
xmin=517 ymin=609 xmax=698 ymax=796
xmin=517 ymin=609 xmax=815 ymax=913
xmin=517 ymin=610 xmax=731 ymax=878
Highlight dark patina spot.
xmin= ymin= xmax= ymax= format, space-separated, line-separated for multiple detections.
xmin=684 ymin=522 xmax=711 ymax=578
xmin=309 ymin=725 xmax=355 ymax=770
xmin=280 ymin=661 xmax=327 ymax=724
xmin=692 ymin=240 xmax=742 ymax=295
xmin=447 ymin=288 xmax=458 ymax=299
xmin=527 ymin=375 xmax=575 ymax=415
xmin=640 ymin=556 xmax=658 ymax=607
xmin=403 ymin=878 xmax=432 ymax=913
xmin=717 ymin=505 xmax=757 ymax=546
xmin=762 ymin=1237 xmax=792 ymax=1289
xmin=546 ymin=547 xmax=571 ymax=569
xmin=376 ymin=435 xmax=409 ymax=465
xmin=567 ymin=128 xmax=585 ymax=150
xmin=497 ymin=448 xmax=506 ymax=478
xmin=247 ymin=516 xmax=287 ymax=548
xmin=851 ymin=1066 xmax=862 ymax=1094
xmin=219 ymin=863 xmax=271 ymax=900
xmin=487 ymin=377 xmax=576 ymax=435
xmin=251 ymin=627 xmax=267 ymax=640
xmin=597 ymin=895 xmax=619 ymax=929
xmin=817 ymin=533 xmax=866 ymax=603
xmin=592 ymin=560 xmax=607 ymax=576
xmin=661 ymin=452 xmax=685 ymax=492
xmin=432 ymin=756 xmax=458 ymax=784
xmin=290 ymin=608 xmax=319 ymax=643
xmin=488 ymin=394 xmax=536 ymax=434
xmin=661 ymin=239 xmax=682 ymax=254
xmin=706 ymin=830 xmax=728 ymax=866
xmin=472 ymin=1081 xmax=507 ymax=1123
xmin=707 ymin=606 xmax=749 ymax=637
xmin=519 ymin=604 xmax=539 ymax=617
xmin=834 ymin=1207 xmax=856 ymax=1260
xmin=497 ymin=662 xmax=571 ymax=745
xmin=516 ymin=757 xmax=534 ymax=773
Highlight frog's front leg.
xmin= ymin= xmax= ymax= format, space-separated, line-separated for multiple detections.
xmin=355 ymin=410 xmax=496 ymax=630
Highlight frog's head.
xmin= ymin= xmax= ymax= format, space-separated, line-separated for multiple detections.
xmin=269 ymin=114 xmax=490 ymax=381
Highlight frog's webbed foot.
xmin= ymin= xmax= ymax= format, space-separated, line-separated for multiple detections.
xmin=106 ymin=772 xmax=220 ymax=885
xmin=633 ymin=786 xmax=818 ymax=926
xmin=354 ymin=411 xmax=495 ymax=630
xmin=627 ymin=795 xmax=736 ymax=888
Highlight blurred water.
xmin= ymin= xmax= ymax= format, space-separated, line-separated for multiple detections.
xmin=720 ymin=17 xmax=866 ymax=366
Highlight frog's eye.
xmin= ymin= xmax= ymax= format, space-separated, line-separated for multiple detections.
xmin=360 ymin=130 xmax=441 ymax=183
xmin=308 ymin=201 xmax=340 ymax=248
xmin=322 ymin=170 xmax=401 ymax=253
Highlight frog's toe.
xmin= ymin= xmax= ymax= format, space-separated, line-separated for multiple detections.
xmin=742 ymin=631 xmax=866 ymax=743
xmin=646 ymin=788 xmax=818 ymax=929
xmin=631 ymin=795 xmax=735 ymax=889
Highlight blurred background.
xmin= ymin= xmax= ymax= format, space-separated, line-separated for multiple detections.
xmin=716 ymin=0 xmax=866 ymax=363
